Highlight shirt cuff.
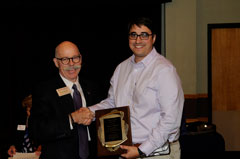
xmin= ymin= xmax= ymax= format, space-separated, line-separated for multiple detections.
xmin=68 ymin=114 xmax=74 ymax=130
xmin=139 ymin=141 xmax=155 ymax=156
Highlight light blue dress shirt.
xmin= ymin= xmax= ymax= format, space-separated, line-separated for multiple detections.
xmin=90 ymin=47 xmax=184 ymax=156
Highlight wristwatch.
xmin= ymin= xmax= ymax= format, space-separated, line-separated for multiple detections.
xmin=138 ymin=148 xmax=146 ymax=158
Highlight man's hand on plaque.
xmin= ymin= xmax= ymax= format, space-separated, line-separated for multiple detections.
xmin=120 ymin=145 xmax=139 ymax=159
xmin=71 ymin=107 xmax=94 ymax=125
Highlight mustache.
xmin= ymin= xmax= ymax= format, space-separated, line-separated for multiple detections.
xmin=63 ymin=65 xmax=81 ymax=71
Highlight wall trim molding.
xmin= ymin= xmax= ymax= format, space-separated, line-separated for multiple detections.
xmin=183 ymin=94 xmax=209 ymax=122
xmin=184 ymin=94 xmax=208 ymax=99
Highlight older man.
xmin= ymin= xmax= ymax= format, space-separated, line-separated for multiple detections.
xmin=29 ymin=41 xmax=99 ymax=159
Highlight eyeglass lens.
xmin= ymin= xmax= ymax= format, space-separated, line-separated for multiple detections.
xmin=58 ymin=56 xmax=81 ymax=64
xmin=129 ymin=32 xmax=151 ymax=40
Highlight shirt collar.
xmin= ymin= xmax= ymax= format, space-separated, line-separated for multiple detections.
xmin=59 ymin=73 xmax=79 ymax=89
xmin=131 ymin=47 xmax=157 ymax=67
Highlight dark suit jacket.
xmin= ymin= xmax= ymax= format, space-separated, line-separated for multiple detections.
xmin=29 ymin=75 xmax=100 ymax=159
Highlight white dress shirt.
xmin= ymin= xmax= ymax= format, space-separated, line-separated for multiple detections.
xmin=89 ymin=47 xmax=184 ymax=155
xmin=60 ymin=74 xmax=91 ymax=141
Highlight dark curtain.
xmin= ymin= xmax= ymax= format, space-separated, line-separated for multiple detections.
xmin=1 ymin=1 xmax=170 ymax=158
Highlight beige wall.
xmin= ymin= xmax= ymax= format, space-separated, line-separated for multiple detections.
xmin=196 ymin=0 xmax=240 ymax=94
xmin=165 ymin=0 xmax=240 ymax=94
xmin=165 ymin=0 xmax=197 ymax=94
xmin=213 ymin=111 xmax=240 ymax=151
xmin=165 ymin=0 xmax=240 ymax=151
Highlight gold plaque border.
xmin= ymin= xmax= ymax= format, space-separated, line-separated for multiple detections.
xmin=98 ymin=109 xmax=128 ymax=151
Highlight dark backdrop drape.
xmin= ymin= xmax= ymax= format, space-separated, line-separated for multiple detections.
xmin=1 ymin=1 xmax=172 ymax=158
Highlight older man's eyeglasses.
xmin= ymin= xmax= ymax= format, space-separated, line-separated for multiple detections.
xmin=128 ymin=32 xmax=153 ymax=40
xmin=56 ymin=55 xmax=81 ymax=65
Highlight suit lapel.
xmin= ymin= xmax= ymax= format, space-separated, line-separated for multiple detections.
xmin=55 ymin=75 xmax=75 ymax=113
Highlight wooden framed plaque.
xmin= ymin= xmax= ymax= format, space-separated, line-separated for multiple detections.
xmin=95 ymin=106 xmax=132 ymax=157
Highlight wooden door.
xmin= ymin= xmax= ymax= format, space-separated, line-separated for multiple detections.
xmin=208 ymin=24 xmax=240 ymax=151
xmin=210 ymin=26 xmax=240 ymax=111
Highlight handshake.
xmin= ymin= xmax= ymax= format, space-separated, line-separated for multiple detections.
xmin=70 ymin=107 xmax=94 ymax=125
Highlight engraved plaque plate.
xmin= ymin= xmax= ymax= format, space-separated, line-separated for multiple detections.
xmin=95 ymin=106 xmax=132 ymax=157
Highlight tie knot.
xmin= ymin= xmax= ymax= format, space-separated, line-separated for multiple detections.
xmin=72 ymin=84 xmax=78 ymax=91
